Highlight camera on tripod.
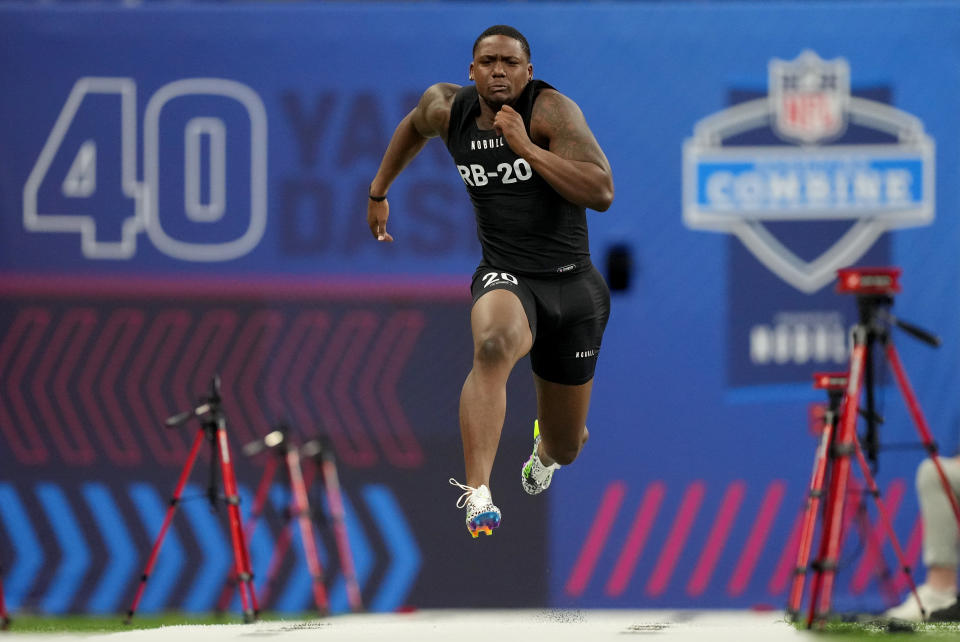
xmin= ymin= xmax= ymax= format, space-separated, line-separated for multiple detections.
xmin=836 ymin=266 xmax=901 ymax=296
xmin=812 ymin=372 xmax=847 ymax=392
xmin=791 ymin=266 xmax=956 ymax=628
xmin=836 ymin=266 xmax=940 ymax=348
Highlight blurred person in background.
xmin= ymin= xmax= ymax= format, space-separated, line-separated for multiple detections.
xmin=366 ymin=25 xmax=614 ymax=538
xmin=885 ymin=455 xmax=960 ymax=621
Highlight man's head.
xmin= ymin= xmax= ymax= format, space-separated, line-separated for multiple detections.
xmin=472 ymin=25 xmax=531 ymax=60
xmin=470 ymin=25 xmax=533 ymax=109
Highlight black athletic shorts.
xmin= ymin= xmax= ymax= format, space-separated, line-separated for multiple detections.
xmin=470 ymin=263 xmax=611 ymax=385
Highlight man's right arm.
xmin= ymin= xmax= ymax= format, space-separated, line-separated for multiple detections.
xmin=370 ymin=82 xmax=457 ymax=195
xmin=367 ymin=83 xmax=458 ymax=242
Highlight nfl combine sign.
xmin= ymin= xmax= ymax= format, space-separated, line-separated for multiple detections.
xmin=682 ymin=50 xmax=936 ymax=387
xmin=683 ymin=50 xmax=934 ymax=294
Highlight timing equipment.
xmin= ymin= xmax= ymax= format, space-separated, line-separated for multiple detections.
xmin=125 ymin=376 xmax=258 ymax=624
xmin=788 ymin=372 xmax=921 ymax=625
xmin=216 ymin=429 xmax=361 ymax=615
xmin=791 ymin=267 xmax=960 ymax=628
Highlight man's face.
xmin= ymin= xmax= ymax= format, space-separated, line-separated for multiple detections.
xmin=470 ymin=35 xmax=532 ymax=109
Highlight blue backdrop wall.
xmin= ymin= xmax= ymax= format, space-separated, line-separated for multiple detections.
xmin=1 ymin=0 xmax=959 ymax=616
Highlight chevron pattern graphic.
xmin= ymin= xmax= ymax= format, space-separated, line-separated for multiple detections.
xmin=0 ymin=303 xmax=430 ymax=469
xmin=0 ymin=481 xmax=420 ymax=615
xmin=0 ymin=295 xmax=471 ymax=615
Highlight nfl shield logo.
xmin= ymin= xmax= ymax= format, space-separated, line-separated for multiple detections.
xmin=769 ymin=50 xmax=849 ymax=144
xmin=684 ymin=49 xmax=934 ymax=293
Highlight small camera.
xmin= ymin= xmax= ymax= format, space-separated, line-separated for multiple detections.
xmin=836 ymin=266 xmax=901 ymax=295
xmin=812 ymin=372 xmax=848 ymax=391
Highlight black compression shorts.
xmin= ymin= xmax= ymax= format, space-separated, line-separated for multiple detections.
xmin=470 ymin=263 xmax=611 ymax=385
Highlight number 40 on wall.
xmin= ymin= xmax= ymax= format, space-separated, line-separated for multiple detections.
xmin=23 ymin=77 xmax=268 ymax=261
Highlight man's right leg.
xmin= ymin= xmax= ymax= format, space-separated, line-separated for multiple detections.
xmin=453 ymin=288 xmax=532 ymax=537
xmin=459 ymin=288 xmax=533 ymax=490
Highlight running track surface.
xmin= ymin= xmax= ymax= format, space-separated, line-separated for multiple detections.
xmin=7 ymin=610 xmax=809 ymax=641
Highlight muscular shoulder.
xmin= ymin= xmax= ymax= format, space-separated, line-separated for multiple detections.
xmin=411 ymin=82 xmax=460 ymax=139
xmin=530 ymin=88 xmax=609 ymax=170
xmin=529 ymin=88 xmax=585 ymax=145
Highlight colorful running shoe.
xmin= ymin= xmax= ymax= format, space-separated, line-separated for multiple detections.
xmin=449 ymin=478 xmax=501 ymax=538
xmin=521 ymin=419 xmax=560 ymax=495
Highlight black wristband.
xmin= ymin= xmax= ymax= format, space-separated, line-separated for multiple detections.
xmin=368 ymin=190 xmax=387 ymax=202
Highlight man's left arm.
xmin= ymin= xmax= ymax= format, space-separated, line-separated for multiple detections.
xmin=494 ymin=90 xmax=614 ymax=211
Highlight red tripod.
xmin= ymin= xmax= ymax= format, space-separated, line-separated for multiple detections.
xmin=126 ymin=376 xmax=258 ymax=623
xmin=301 ymin=437 xmax=363 ymax=613
xmin=218 ymin=431 xmax=362 ymax=615
xmin=218 ymin=428 xmax=329 ymax=615
xmin=788 ymin=372 xmax=920 ymax=625
xmin=798 ymin=267 xmax=960 ymax=627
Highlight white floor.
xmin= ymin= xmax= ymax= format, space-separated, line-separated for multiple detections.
xmin=8 ymin=610 xmax=811 ymax=642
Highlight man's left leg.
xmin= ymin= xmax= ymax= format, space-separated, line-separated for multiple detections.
xmin=534 ymin=374 xmax=592 ymax=465
xmin=521 ymin=264 xmax=609 ymax=494
xmin=521 ymin=375 xmax=592 ymax=494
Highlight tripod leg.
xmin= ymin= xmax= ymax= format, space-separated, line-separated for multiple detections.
xmin=853 ymin=438 xmax=927 ymax=619
xmin=257 ymin=520 xmax=294 ymax=608
xmin=287 ymin=450 xmax=330 ymax=615
xmin=807 ymin=332 xmax=867 ymax=628
xmin=885 ymin=342 xmax=960 ymax=532
xmin=806 ymin=472 xmax=868 ymax=627
xmin=851 ymin=491 xmax=900 ymax=607
xmin=216 ymin=454 xmax=278 ymax=613
xmin=320 ymin=455 xmax=363 ymax=612
xmin=215 ymin=421 xmax=258 ymax=622
xmin=787 ymin=405 xmax=836 ymax=620
xmin=805 ymin=446 xmax=839 ymax=628
xmin=126 ymin=426 xmax=206 ymax=624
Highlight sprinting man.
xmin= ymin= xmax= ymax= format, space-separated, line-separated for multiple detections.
xmin=367 ymin=25 xmax=614 ymax=537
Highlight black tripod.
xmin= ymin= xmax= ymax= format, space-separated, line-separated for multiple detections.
xmin=126 ymin=376 xmax=258 ymax=623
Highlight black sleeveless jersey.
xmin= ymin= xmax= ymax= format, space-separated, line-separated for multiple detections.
xmin=445 ymin=80 xmax=591 ymax=276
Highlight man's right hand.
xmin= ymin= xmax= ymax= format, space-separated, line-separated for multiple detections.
xmin=367 ymin=198 xmax=394 ymax=242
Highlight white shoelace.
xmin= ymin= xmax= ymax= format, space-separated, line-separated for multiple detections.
xmin=449 ymin=478 xmax=479 ymax=508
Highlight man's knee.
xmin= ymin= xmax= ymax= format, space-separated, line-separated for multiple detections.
xmin=474 ymin=328 xmax=523 ymax=365
xmin=918 ymin=458 xmax=946 ymax=493
xmin=544 ymin=426 xmax=589 ymax=466
xmin=918 ymin=457 xmax=960 ymax=495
